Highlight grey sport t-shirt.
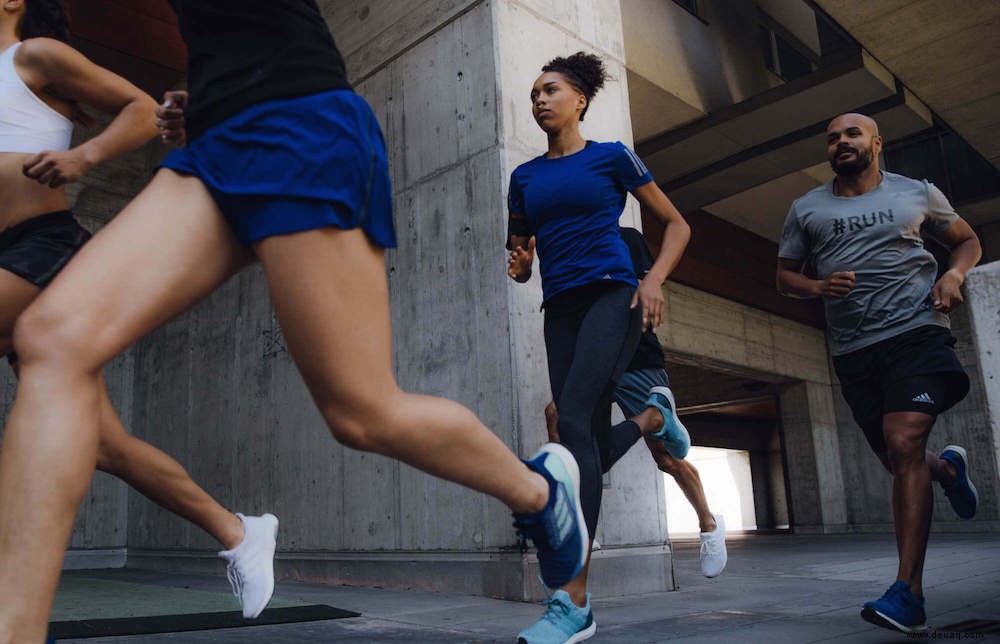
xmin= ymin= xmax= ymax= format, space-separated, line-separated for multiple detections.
xmin=778 ymin=171 xmax=958 ymax=355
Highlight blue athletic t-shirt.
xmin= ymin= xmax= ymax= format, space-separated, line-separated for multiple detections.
xmin=508 ymin=141 xmax=653 ymax=303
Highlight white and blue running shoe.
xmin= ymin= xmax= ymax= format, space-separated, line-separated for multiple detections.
xmin=644 ymin=386 xmax=690 ymax=459
xmin=517 ymin=589 xmax=596 ymax=644
xmin=513 ymin=444 xmax=588 ymax=589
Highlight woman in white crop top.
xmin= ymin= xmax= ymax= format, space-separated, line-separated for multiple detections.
xmin=0 ymin=2 xmax=278 ymax=636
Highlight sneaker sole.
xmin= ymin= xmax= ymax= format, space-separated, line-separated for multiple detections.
xmin=942 ymin=445 xmax=978 ymax=518
xmin=567 ymin=620 xmax=597 ymax=643
xmin=538 ymin=443 xmax=589 ymax=585
xmin=861 ymin=606 xmax=927 ymax=633
xmin=517 ymin=620 xmax=596 ymax=644
xmin=648 ymin=386 xmax=690 ymax=459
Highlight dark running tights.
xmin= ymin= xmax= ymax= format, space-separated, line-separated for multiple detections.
xmin=544 ymin=283 xmax=641 ymax=536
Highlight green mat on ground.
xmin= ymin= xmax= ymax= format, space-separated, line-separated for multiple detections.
xmin=49 ymin=576 xmax=358 ymax=639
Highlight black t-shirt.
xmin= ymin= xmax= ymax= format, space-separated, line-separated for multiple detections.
xmin=168 ymin=0 xmax=352 ymax=141
xmin=619 ymin=227 xmax=666 ymax=371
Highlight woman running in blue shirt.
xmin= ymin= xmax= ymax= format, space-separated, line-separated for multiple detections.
xmin=507 ymin=52 xmax=691 ymax=644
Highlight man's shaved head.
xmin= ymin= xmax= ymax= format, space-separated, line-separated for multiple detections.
xmin=826 ymin=113 xmax=882 ymax=177
xmin=828 ymin=113 xmax=879 ymax=138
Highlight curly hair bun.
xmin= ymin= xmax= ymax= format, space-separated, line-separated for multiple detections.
xmin=19 ymin=0 xmax=71 ymax=42
xmin=542 ymin=51 xmax=608 ymax=120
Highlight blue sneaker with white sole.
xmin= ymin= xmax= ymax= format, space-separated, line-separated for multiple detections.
xmin=644 ymin=386 xmax=690 ymax=459
xmin=861 ymin=580 xmax=926 ymax=633
xmin=517 ymin=589 xmax=596 ymax=644
xmin=939 ymin=445 xmax=978 ymax=519
xmin=514 ymin=443 xmax=588 ymax=589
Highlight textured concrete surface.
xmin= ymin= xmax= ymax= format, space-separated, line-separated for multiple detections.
xmin=54 ymin=533 xmax=1000 ymax=643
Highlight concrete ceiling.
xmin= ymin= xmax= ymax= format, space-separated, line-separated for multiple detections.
xmin=815 ymin=0 xmax=1000 ymax=170
xmin=636 ymin=51 xmax=932 ymax=216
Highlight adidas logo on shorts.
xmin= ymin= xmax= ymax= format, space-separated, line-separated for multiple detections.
xmin=911 ymin=392 xmax=935 ymax=404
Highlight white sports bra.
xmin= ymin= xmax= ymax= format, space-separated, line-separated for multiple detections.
xmin=0 ymin=42 xmax=73 ymax=154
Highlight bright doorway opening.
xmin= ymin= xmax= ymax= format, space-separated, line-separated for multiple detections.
xmin=664 ymin=446 xmax=756 ymax=537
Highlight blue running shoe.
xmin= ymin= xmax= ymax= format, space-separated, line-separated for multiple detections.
xmin=514 ymin=444 xmax=588 ymax=589
xmin=861 ymin=581 xmax=926 ymax=633
xmin=517 ymin=589 xmax=596 ymax=644
xmin=644 ymin=386 xmax=690 ymax=459
xmin=940 ymin=445 xmax=978 ymax=519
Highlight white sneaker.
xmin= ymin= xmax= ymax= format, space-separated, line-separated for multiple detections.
xmin=699 ymin=513 xmax=727 ymax=578
xmin=219 ymin=513 xmax=279 ymax=618
xmin=591 ymin=538 xmax=602 ymax=551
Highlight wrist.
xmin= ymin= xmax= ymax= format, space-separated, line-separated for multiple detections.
xmin=76 ymin=143 xmax=102 ymax=172
xmin=944 ymin=267 xmax=966 ymax=285
xmin=644 ymin=268 xmax=668 ymax=287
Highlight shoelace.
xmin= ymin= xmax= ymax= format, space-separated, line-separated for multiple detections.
xmin=701 ymin=534 xmax=722 ymax=557
xmin=880 ymin=583 xmax=908 ymax=606
xmin=538 ymin=583 xmax=572 ymax=624
xmin=226 ymin=561 xmax=244 ymax=602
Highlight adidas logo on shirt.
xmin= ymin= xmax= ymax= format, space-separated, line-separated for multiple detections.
xmin=912 ymin=392 xmax=935 ymax=404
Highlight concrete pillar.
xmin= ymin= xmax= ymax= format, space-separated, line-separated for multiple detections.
xmin=749 ymin=450 xmax=774 ymax=529
xmin=121 ymin=0 xmax=671 ymax=600
xmin=778 ymin=381 xmax=847 ymax=533
xmin=961 ymin=261 xmax=1000 ymax=526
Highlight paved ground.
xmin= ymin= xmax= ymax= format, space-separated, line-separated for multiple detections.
xmin=55 ymin=532 xmax=1000 ymax=642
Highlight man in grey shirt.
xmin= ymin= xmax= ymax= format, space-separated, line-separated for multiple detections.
xmin=776 ymin=113 xmax=982 ymax=634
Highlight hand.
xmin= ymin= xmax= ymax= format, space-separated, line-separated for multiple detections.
xmin=22 ymin=148 xmax=93 ymax=188
xmin=820 ymin=270 xmax=855 ymax=299
xmin=631 ymin=276 xmax=664 ymax=330
xmin=931 ymin=269 xmax=964 ymax=312
xmin=507 ymin=237 xmax=535 ymax=282
xmin=156 ymin=90 xmax=188 ymax=147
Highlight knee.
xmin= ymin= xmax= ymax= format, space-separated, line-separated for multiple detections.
xmin=11 ymin=301 xmax=88 ymax=369
xmin=884 ymin=419 xmax=930 ymax=467
xmin=318 ymin=394 xmax=395 ymax=453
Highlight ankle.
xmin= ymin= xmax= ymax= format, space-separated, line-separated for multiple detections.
xmin=699 ymin=517 xmax=717 ymax=533
xmin=514 ymin=471 xmax=549 ymax=514
xmin=221 ymin=513 xmax=246 ymax=551
xmin=638 ymin=407 xmax=664 ymax=436
xmin=938 ymin=460 xmax=958 ymax=487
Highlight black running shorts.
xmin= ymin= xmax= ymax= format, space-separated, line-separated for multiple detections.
xmin=0 ymin=211 xmax=90 ymax=288
xmin=0 ymin=211 xmax=91 ymax=366
xmin=832 ymin=324 xmax=969 ymax=455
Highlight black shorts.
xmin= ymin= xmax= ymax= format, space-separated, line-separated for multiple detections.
xmin=832 ymin=324 xmax=969 ymax=454
xmin=1 ymin=211 xmax=90 ymax=366
xmin=0 ymin=211 xmax=90 ymax=288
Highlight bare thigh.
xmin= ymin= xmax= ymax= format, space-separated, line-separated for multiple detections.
xmin=15 ymin=170 xmax=252 ymax=368
xmin=253 ymin=226 xmax=396 ymax=419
